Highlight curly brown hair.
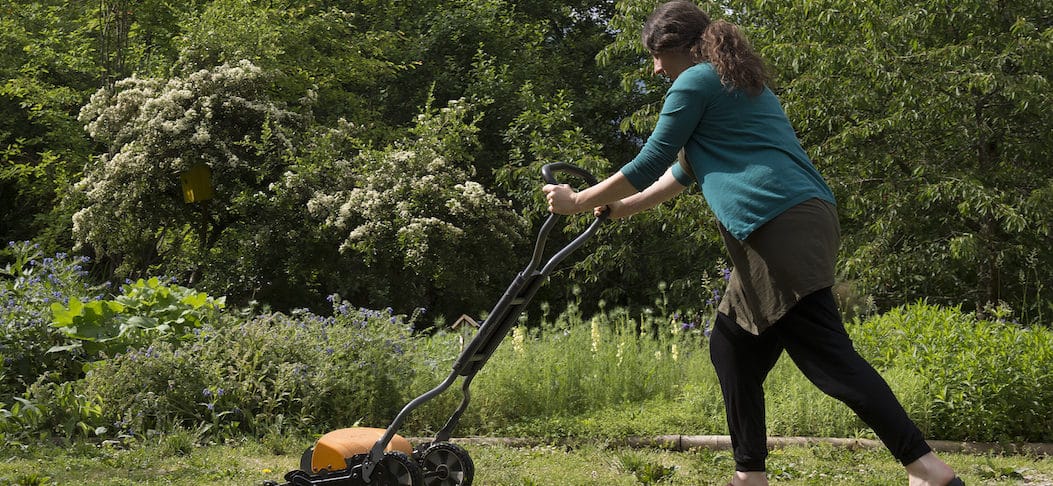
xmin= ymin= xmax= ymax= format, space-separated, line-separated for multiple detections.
xmin=641 ymin=1 xmax=768 ymax=95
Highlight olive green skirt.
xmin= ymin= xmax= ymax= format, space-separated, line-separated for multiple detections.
xmin=716 ymin=198 xmax=840 ymax=335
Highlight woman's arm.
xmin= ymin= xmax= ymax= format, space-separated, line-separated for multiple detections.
xmin=543 ymin=167 xmax=687 ymax=217
xmin=602 ymin=167 xmax=687 ymax=219
xmin=543 ymin=171 xmax=639 ymax=215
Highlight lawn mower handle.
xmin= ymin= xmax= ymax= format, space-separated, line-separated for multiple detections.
xmin=542 ymin=161 xmax=599 ymax=186
xmin=452 ymin=162 xmax=608 ymax=375
xmin=359 ymin=163 xmax=607 ymax=482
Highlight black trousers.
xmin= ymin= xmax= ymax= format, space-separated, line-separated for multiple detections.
xmin=709 ymin=287 xmax=932 ymax=472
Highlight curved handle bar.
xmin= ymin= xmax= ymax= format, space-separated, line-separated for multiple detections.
xmin=540 ymin=162 xmax=611 ymax=222
xmin=541 ymin=162 xmax=599 ymax=187
xmin=363 ymin=162 xmax=608 ymax=479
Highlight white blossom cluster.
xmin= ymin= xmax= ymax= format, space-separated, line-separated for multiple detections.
xmin=72 ymin=60 xmax=299 ymax=255
xmin=306 ymin=99 xmax=526 ymax=279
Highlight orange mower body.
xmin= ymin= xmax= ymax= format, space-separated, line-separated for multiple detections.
xmin=308 ymin=428 xmax=414 ymax=474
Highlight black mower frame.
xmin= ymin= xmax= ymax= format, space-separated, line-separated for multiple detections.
xmin=276 ymin=162 xmax=608 ymax=486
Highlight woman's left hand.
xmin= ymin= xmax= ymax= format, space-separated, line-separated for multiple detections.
xmin=542 ymin=183 xmax=582 ymax=215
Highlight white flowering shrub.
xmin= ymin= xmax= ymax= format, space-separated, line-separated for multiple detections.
xmin=307 ymin=98 xmax=528 ymax=319
xmin=72 ymin=60 xmax=303 ymax=277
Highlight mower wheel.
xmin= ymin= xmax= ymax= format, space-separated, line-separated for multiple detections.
xmin=374 ymin=451 xmax=424 ymax=486
xmin=298 ymin=446 xmax=314 ymax=473
xmin=418 ymin=442 xmax=474 ymax=486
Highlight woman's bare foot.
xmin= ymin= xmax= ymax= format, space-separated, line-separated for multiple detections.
xmin=906 ymin=452 xmax=958 ymax=486
xmin=729 ymin=470 xmax=769 ymax=486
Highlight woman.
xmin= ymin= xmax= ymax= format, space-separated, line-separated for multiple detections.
xmin=543 ymin=2 xmax=963 ymax=485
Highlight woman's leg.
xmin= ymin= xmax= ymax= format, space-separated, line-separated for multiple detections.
xmin=770 ymin=288 xmax=932 ymax=466
xmin=710 ymin=312 xmax=784 ymax=472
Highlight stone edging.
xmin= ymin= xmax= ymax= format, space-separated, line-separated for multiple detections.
xmin=416 ymin=435 xmax=1052 ymax=456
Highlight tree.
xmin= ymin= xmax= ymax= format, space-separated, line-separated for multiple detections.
xmin=305 ymin=98 xmax=528 ymax=320
xmin=744 ymin=0 xmax=1053 ymax=320
xmin=73 ymin=60 xmax=306 ymax=284
xmin=0 ymin=0 xmax=206 ymax=253
xmin=602 ymin=0 xmax=1053 ymax=322
xmin=0 ymin=2 xmax=99 ymax=251
xmin=174 ymin=0 xmax=408 ymax=132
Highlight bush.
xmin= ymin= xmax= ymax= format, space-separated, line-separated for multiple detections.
xmin=83 ymin=301 xmax=423 ymax=440
xmin=304 ymin=97 xmax=528 ymax=322
xmin=850 ymin=302 xmax=1053 ymax=442
xmin=50 ymin=277 xmax=225 ymax=358
xmin=1 ymin=242 xmax=100 ymax=399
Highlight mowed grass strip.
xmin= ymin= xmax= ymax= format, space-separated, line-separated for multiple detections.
xmin=1 ymin=439 xmax=1050 ymax=485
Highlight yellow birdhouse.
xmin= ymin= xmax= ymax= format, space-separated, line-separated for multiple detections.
xmin=180 ymin=164 xmax=214 ymax=203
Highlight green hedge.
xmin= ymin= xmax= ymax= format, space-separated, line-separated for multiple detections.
xmin=851 ymin=302 xmax=1053 ymax=442
xmin=3 ymin=250 xmax=1051 ymax=444
xmin=82 ymin=305 xmax=421 ymax=440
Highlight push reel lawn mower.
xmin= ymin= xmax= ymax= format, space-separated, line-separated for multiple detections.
xmin=267 ymin=163 xmax=607 ymax=486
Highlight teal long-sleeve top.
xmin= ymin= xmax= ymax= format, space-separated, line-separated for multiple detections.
xmin=619 ymin=63 xmax=835 ymax=241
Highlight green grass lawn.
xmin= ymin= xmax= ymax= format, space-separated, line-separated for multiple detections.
xmin=1 ymin=438 xmax=1050 ymax=485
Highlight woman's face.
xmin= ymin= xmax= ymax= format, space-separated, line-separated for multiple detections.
xmin=651 ymin=50 xmax=696 ymax=81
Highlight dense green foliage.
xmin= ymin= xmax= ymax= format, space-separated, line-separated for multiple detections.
xmin=751 ymin=0 xmax=1053 ymax=321
xmin=50 ymin=276 xmax=225 ymax=357
xmin=3 ymin=0 xmax=1049 ymax=321
xmin=603 ymin=0 xmax=1053 ymax=321
xmin=3 ymin=257 xmax=1050 ymax=446
xmin=853 ymin=302 xmax=1053 ymax=442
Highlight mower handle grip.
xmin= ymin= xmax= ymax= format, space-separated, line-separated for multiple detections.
xmin=541 ymin=162 xmax=611 ymax=220
xmin=542 ymin=162 xmax=599 ymax=187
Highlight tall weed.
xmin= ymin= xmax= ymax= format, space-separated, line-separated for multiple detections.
xmin=850 ymin=302 xmax=1053 ymax=442
xmin=462 ymin=303 xmax=711 ymax=433
xmin=402 ymin=301 xmax=1050 ymax=444
xmin=83 ymin=302 xmax=423 ymax=441
xmin=763 ymin=359 xmax=931 ymax=439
